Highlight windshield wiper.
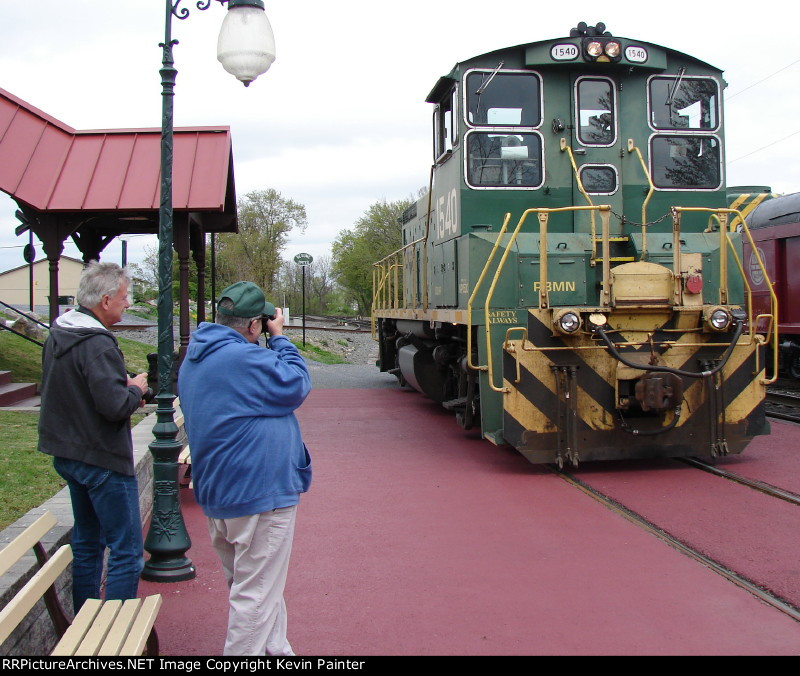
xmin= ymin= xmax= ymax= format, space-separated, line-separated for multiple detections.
xmin=475 ymin=61 xmax=505 ymax=95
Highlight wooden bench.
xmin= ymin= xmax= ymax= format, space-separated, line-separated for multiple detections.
xmin=175 ymin=400 xmax=192 ymax=488
xmin=0 ymin=511 xmax=162 ymax=656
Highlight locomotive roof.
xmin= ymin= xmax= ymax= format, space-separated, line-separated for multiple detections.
xmin=746 ymin=192 xmax=800 ymax=229
xmin=427 ymin=32 xmax=722 ymax=103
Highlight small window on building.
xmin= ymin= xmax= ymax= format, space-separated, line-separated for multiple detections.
xmin=580 ymin=165 xmax=618 ymax=194
xmin=577 ymin=78 xmax=615 ymax=145
xmin=650 ymin=76 xmax=718 ymax=130
xmin=651 ymin=135 xmax=721 ymax=189
xmin=466 ymin=132 xmax=542 ymax=187
xmin=465 ymin=71 xmax=541 ymax=127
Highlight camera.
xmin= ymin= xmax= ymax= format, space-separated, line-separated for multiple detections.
xmin=260 ymin=313 xmax=276 ymax=335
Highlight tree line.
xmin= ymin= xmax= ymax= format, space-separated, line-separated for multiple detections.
xmin=131 ymin=188 xmax=414 ymax=317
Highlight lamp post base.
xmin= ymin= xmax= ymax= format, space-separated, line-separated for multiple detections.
xmin=141 ymin=556 xmax=196 ymax=583
xmin=143 ymin=392 xmax=196 ymax=583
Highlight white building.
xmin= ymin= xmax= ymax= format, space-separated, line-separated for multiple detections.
xmin=0 ymin=256 xmax=83 ymax=307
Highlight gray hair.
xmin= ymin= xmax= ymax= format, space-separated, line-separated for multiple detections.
xmin=76 ymin=261 xmax=130 ymax=308
xmin=216 ymin=298 xmax=260 ymax=330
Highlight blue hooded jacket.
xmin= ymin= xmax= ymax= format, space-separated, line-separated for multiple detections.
xmin=178 ymin=323 xmax=312 ymax=518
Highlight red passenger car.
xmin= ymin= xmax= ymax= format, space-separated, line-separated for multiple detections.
xmin=743 ymin=191 xmax=800 ymax=377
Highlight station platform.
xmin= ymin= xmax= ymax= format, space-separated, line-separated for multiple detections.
xmin=139 ymin=388 xmax=800 ymax=656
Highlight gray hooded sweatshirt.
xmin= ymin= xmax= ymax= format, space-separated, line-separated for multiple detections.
xmin=38 ymin=308 xmax=143 ymax=476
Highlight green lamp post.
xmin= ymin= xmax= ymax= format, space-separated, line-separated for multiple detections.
xmin=142 ymin=0 xmax=276 ymax=582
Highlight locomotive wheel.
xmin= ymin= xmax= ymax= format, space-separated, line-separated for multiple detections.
xmin=790 ymin=351 xmax=800 ymax=380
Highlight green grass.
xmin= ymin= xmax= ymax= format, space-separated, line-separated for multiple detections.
xmin=116 ymin=336 xmax=155 ymax=375
xmin=290 ymin=339 xmax=346 ymax=364
xmin=126 ymin=308 xmax=158 ymax=321
xmin=0 ymin=411 xmax=64 ymax=530
xmin=0 ymin=330 xmax=45 ymax=383
xmin=0 ymin=329 xmax=156 ymax=383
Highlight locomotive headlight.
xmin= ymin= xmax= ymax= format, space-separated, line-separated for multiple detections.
xmin=707 ymin=307 xmax=732 ymax=331
xmin=586 ymin=41 xmax=604 ymax=57
xmin=554 ymin=309 xmax=582 ymax=334
xmin=605 ymin=41 xmax=621 ymax=58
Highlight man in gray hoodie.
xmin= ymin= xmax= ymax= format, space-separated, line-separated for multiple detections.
xmin=38 ymin=261 xmax=148 ymax=613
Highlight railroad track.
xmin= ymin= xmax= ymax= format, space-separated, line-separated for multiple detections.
xmin=549 ymin=465 xmax=800 ymax=623
xmin=765 ymin=386 xmax=800 ymax=424
xmin=284 ymin=314 xmax=372 ymax=333
xmin=678 ymin=457 xmax=800 ymax=507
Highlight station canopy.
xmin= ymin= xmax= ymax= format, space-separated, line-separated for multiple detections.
xmin=0 ymin=86 xmax=238 ymax=259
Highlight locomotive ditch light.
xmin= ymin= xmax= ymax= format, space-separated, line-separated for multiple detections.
xmin=706 ymin=307 xmax=732 ymax=332
xmin=554 ymin=309 xmax=582 ymax=334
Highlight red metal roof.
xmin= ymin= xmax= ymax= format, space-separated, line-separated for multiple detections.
xmin=0 ymin=87 xmax=235 ymax=216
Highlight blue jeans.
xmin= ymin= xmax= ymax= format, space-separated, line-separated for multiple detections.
xmin=53 ymin=457 xmax=144 ymax=613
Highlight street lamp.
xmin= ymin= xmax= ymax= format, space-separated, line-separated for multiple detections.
xmin=142 ymin=0 xmax=275 ymax=582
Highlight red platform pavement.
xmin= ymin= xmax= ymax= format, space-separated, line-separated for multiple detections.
xmin=140 ymin=389 xmax=800 ymax=656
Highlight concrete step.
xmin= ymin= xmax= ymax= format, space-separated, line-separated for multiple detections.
xmin=0 ymin=370 xmax=11 ymax=386
xmin=0 ymin=381 xmax=38 ymax=407
xmin=0 ymin=394 xmax=40 ymax=409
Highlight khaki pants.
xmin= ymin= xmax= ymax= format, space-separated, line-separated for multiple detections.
xmin=207 ymin=505 xmax=297 ymax=656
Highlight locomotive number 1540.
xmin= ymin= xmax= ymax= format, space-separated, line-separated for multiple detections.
xmin=436 ymin=188 xmax=459 ymax=240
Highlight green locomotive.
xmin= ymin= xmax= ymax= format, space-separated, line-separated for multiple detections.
xmin=372 ymin=22 xmax=777 ymax=466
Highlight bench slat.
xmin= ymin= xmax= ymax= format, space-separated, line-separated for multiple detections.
xmin=74 ymin=600 xmax=122 ymax=655
xmin=50 ymin=599 xmax=103 ymax=656
xmin=174 ymin=398 xmax=184 ymax=428
xmin=119 ymin=595 xmax=162 ymax=656
xmin=98 ymin=599 xmax=140 ymax=656
xmin=0 ymin=512 xmax=58 ymax=577
xmin=0 ymin=545 xmax=72 ymax=646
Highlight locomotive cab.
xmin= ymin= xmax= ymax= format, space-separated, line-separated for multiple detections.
xmin=373 ymin=22 xmax=776 ymax=466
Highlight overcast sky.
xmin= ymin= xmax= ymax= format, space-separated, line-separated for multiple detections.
xmin=1 ymin=0 xmax=798 ymax=274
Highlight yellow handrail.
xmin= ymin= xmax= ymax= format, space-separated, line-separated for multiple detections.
xmin=466 ymin=213 xmax=512 ymax=372
xmin=627 ymin=139 xmax=655 ymax=260
xmin=481 ymin=205 xmax=611 ymax=393
xmin=560 ymin=138 xmax=598 ymax=263
xmin=674 ymin=206 xmax=779 ymax=384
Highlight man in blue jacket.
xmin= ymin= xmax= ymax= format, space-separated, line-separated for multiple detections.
xmin=178 ymin=281 xmax=312 ymax=657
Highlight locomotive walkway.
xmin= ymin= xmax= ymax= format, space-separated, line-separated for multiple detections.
xmin=139 ymin=379 xmax=800 ymax=656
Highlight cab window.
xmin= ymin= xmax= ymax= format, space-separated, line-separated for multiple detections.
xmin=650 ymin=136 xmax=721 ymax=189
xmin=466 ymin=132 xmax=543 ymax=187
xmin=580 ymin=165 xmax=617 ymax=194
xmin=465 ymin=71 xmax=541 ymax=127
xmin=577 ymin=78 xmax=615 ymax=145
xmin=650 ymin=76 xmax=718 ymax=130
xmin=433 ymin=87 xmax=457 ymax=160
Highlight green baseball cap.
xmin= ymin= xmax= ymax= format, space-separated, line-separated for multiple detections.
xmin=217 ymin=281 xmax=276 ymax=318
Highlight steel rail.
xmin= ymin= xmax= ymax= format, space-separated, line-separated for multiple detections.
xmin=549 ymin=466 xmax=800 ymax=623
xmin=765 ymin=389 xmax=800 ymax=424
xmin=678 ymin=458 xmax=800 ymax=507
